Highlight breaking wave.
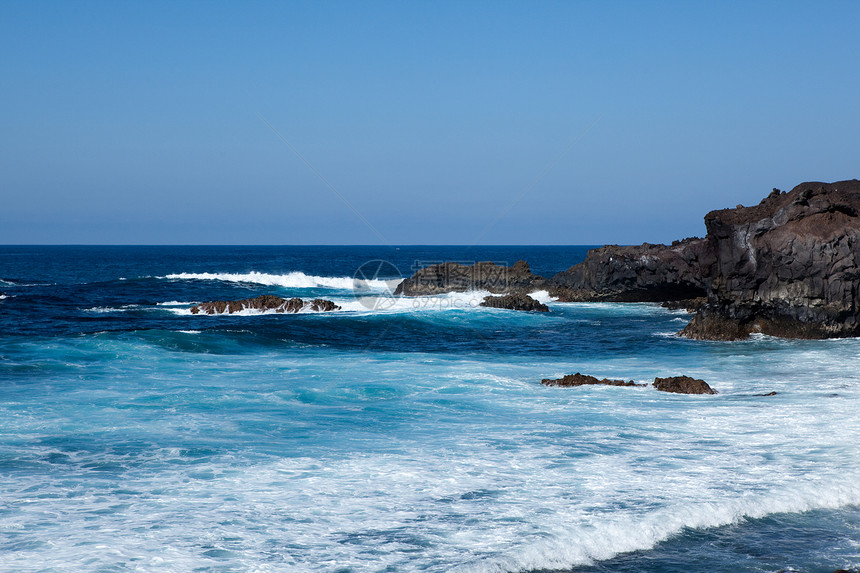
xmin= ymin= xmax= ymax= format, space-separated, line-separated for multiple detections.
xmin=161 ymin=271 xmax=396 ymax=291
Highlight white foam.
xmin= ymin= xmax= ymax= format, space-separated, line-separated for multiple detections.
xmin=467 ymin=481 xmax=860 ymax=572
xmin=336 ymin=290 xmax=491 ymax=314
xmin=162 ymin=271 xmax=397 ymax=291
xmin=0 ymin=294 xmax=7 ymax=300
xmin=156 ymin=300 xmax=197 ymax=306
xmin=2 ymin=334 xmax=860 ymax=571
xmin=82 ymin=305 xmax=137 ymax=313
xmin=528 ymin=289 xmax=556 ymax=304
xmin=176 ymin=291 xmax=494 ymax=317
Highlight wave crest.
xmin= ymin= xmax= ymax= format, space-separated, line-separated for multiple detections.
xmin=162 ymin=271 xmax=396 ymax=291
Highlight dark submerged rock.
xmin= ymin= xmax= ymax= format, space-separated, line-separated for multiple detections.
xmin=542 ymin=373 xmax=643 ymax=388
xmin=394 ymin=260 xmax=544 ymax=296
xmin=190 ymin=295 xmax=340 ymax=315
xmin=480 ymin=293 xmax=549 ymax=312
xmin=653 ymin=376 xmax=717 ymax=395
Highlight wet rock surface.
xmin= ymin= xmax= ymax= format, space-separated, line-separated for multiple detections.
xmin=541 ymin=373 xmax=643 ymax=388
xmin=480 ymin=293 xmax=549 ymax=312
xmin=190 ymin=295 xmax=341 ymax=315
xmin=652 ymin=375 xmax=717 ymax=395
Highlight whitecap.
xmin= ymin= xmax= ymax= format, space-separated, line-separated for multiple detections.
xmin=528 ymin=289 xmax=557 ymax=304
xmin=82 ymin=305 xmax=138 ymax=314
xmin=179 ymin=290 xmax=494 ymax=317
xmin=161 ymin=271 xmax=397 ymax=291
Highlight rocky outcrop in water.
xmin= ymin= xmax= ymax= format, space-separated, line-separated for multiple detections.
xmin=190 ymin=295 xmax=341 ymax=315
xmin=541 ymin=373 xmax=643 ymax=387
xmin=392 ymin=180 xmax=860 ymax=339
xmin=394 ymin=260 xmax=544 ymax=296
xmin=480 ymin=293 xmax=549 ymax=312
xmin=547 ymin=239 xmax=708 ymax=303
xmin=653 ymin=376 xmax=717 ymax=395
xmin=681 ymin=180 xmax=860 ymax=340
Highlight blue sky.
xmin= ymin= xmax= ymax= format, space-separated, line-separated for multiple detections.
xmin=2 ymin=1 xmax=858 ymax=244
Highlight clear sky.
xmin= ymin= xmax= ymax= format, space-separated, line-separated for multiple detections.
xmin=2 ymin=1 xmax=858 ymax=245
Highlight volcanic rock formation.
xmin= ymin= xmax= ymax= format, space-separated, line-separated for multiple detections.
xmin=652 ymin=375 xmax=717 ymax=395
xmin=541 ymin=373 xmax=643 ymax=387
xmin=547 ymin=239 xmax=708 ymax=303
xmin=393 ymin=180 xmax=860 ymax=340
xmin=480 ymin=293 xmax=549 ymax=312
xmin=680 ymin=180 xmax=860 ymax=339
xmin=393 ymin=260 xmax=544 ymax=296
xmin=190 ymin=295 xmax=341 ymax=315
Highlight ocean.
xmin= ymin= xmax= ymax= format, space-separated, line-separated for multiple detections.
xmin=0 ymin=245 xmax=858 ymax=572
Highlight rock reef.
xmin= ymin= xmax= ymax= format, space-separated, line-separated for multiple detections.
xmin=393 ymin=179 xmax=860 ymax=339
xmin=480 ymin=293 xmax=549 ymax=312
xmin=190 ymin=295 xmax=340 ymax=315
xmin=543 ymin=373 xmax=716 ymax=394
xmin=541 ymin=373 xmax=643 ymax=387
xmin=652 ymin=375 xmax=717 ymax=395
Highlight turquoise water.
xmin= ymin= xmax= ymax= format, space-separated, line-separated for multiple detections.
xmin=0 ymin=246 xmax=858 ymax=572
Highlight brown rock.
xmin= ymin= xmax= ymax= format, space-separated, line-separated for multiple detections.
xmin=394 ymin=260 xmax=544 ymax=296
xmin=542 ymin=373 xmax=643 ymax=388
xmin=308 ymin=298 xmax=340 ymax=312
xmin=190 ymin=295 xmax=340 ymax=315
xmin=480 ymin=293 xmax=549 ymax=312
xmin=653 ymin=376 xmax=717 ymax=395
xmin=682 ymin=180 xmax=860 ymax=340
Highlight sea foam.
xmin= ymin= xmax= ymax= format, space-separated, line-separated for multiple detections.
xmin=162 ymin=271 xmax=396 ymax=291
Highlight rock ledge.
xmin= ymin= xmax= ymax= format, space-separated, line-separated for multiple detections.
xmin=190 ymin=295 xmax=340 ymax=315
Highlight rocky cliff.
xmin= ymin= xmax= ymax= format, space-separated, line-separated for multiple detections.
xmin=547 ymin=239 xmax=708 ymax=302
xmin=391 ymin=180 xmax=860 ymax=339
xmin=681 ymin=180 xmax=860 ymax=339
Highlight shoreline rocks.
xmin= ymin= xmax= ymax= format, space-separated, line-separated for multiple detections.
xmin=190 ymin=295 xmax=341 ymax=315
xmin=480 ymin=293 xmax=549 ymax=312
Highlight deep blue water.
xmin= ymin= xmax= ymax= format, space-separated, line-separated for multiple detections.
xmin=0 ymin=246 xmax=858 ymax=572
